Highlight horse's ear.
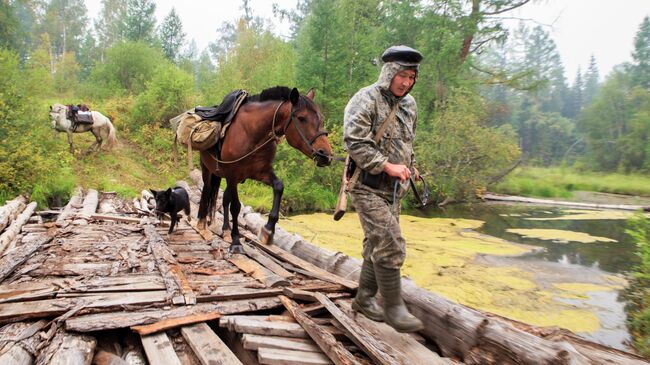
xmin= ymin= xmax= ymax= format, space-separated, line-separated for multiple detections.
xmin=290 ymin=88 xmax=300 ymax=105
xmin=306 ymin=88 xmax=315 ymax=100
xmin=49 ymin=105 xmax=52 ymax=111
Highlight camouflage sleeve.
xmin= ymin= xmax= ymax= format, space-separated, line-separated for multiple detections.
xmin=343 ymin=90 xmax=387 ymax=175
xmin=411 ymin=111 xmax=417 ymax=168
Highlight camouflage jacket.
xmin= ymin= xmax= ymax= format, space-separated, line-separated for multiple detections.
xmin=343 ymin=62 xmax=417 ymax=197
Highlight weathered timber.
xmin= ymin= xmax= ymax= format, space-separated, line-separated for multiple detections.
xmin=0 ymin=290 xmax=168 ymax=323
xmin=241 ymin=334 xmax=321 ymax=353
xmin=140 ymin=332 xmax=183 ymax=365
xmin=144 ymin=224 xmax=185 ymax=303
xmin=0 ymin=236 xmax=52 ymax=283
xmin=181 ymin=323 xmax=243 ymax=365
xmin=132 ymin=312 xmax=222 ymax=335
xmin=242 ymin=242 xmax=294 ymax=279
xmin=78 ymin=189 xmax=99 ymax=220
xmin=57 ymin=187 xmax=83 ymax=226
xmin=0 ymin=202 xmax=37 ymax=255
xmin=0 ymin=320 xmax=47 ymax=365
xmin=89 ymin=213 xmax=143 ymax=224
xmin=240 ymin=230 xmax=357 ymax=290
xmin=229 ymin=317 xmax=310 ymax=338
xmin=65 ymin=297 xmax=282 ymax=332
xmin=35 ymin=331 xmax=97 ymax=365
xmin=337 ymin=300 xmax=454 ymax=365
xmin=280 ymin=295 xmax=361 ymax=365
xmin=196 ymin=283 xmax=344 ymax=302
xmin=28 ymin=262 xmax=112 ymax=277
xmin=0 ymin=195 xmax=27 ymax=233
xmin=257 ymin=347 xmax=333 ymax=365
xmin=169 ymin=265 xmax=196 ymax=305
xmin=229 ymin=254 xmax=290 ymax=288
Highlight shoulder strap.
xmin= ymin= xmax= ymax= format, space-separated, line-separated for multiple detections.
xmin=346 ymin=103 xmax=400 ymax=192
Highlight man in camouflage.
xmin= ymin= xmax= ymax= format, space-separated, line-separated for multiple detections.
xmin=344 ymin=45 xmax=424 ymax=332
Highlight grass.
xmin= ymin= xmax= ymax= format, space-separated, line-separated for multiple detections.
xmin=494 ymin=166 xmax=650 ymax=198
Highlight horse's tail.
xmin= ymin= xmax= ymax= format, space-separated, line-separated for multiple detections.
xmin=198 ymin=165 xmax=220 ymax=223
xmin=104 ymin=120 xmax=118 ymax=150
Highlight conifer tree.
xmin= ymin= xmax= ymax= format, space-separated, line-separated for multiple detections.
xmin=631 ymin=16 xmax=650 ymax=89
xmin=123 ymin=0 xmax=156 ymax=44
xmin=159 ymin=8 xmax=186 ymax=63
xmin=583 ymin=55 xmax=599 ymax=106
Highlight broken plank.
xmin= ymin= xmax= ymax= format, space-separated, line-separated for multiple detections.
xmin=66 ymin=297 xmax=281 ymax=332
xmin=338 ymin=300 xmax=454 ymax=365
xmin=229 ymin=254 xmax=290 ymax=288
xmin=132 ymin=312 xmax=221 ymax=335
xmin=144 ymin=224 xmax=185 ymax=302
xmin=280 ymin=295 xmax=361 ymax=365
xmin=242 ymin=232 xmax=357 ymax=290
xmin=141 ymin=332 xmax=183 ymax=365
xmin=36 ymin=331 xmax=97 ymax=365
xmin=88 ymin=213 xmax=143 ymax=224
xmin=242 ymin=242 xmax=294 ymax=279
xmin=230 ymin=317 xmax=309 ymax=338
xmin=257 ymin=347 xmax=333 ymax=365
xmin=181 ymin=323 xmax=243 ymax=365
xmin=0 ymin=236 xmax=52 ymax=282
xmin=242 ymin=334 xmax=321 ymax=353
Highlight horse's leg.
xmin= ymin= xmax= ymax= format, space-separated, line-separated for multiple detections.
xmin=66 ymin=131 xmax=74 ymax=154
xmin=221 ymin=182 xmax=232 ymax=242
xmin=197 ymin=162 xmax=221 ymax=231
xmin=228 ymin=180 xmax=244 ymax=254
xmin=88 ymin=129 xmax=102 ymax=153
xmin=259 ymin=172 xmax=283 ymax=245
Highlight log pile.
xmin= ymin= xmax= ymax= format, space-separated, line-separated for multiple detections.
xmin=0 ymin=187 xmax=464 ymax=365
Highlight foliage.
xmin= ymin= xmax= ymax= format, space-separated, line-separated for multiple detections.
xmin=159 ymin=8 xmax=186 ymax=63
xmin=83 ymin=41 xmax=165 ymax=98
xmin=131 ymin=63 xmax=194 ymax=127
xmin=123 ymin=0 xmax=157 ymax=44
xmin=623 ymin=214 xmax=650 ymax=357
xmin=415 ymin=92 xmax=520 ymax=202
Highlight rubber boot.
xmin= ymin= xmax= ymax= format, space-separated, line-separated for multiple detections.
xmin=374 ymin=263 xmax=424 ymax=332
xmin=351 ymin=260 xmax=384 ymax=322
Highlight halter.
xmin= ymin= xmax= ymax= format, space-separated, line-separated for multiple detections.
xmin=213 ymin=99 xmax=328 ymax=165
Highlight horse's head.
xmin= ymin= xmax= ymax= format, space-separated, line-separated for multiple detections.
xmin=284 ymin=88 xmax=333 ymax=167
xmin=49 ymin=104 xmax=67 ymax=127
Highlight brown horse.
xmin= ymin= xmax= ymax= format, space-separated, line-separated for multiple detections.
xmin=197 ymin=87 xmax=333 ymax=252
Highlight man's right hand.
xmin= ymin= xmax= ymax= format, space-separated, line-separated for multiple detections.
xmin=383 ymin=162 xmax=411 ymax=182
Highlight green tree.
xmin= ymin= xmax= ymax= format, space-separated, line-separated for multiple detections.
xmin=583 ymin=55 xmax=599 ymax=106
xmin=631 ymin=16 xmax=650 ymax=89
xmin=39 ymin=0 xmax=89 ymax=56
xmin=95 ymin=0 xmax=128 ymax=57
xmin=0 ymin=0 xmax=20 ymax=51
xmin=123 ymin=0 xmax=156 ymax=44
xmin=159 ymin=7 xmax=185 ymax=63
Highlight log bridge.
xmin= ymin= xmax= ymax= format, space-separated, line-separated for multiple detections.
xmin=0 ymin=175 xmax=647 ymax=365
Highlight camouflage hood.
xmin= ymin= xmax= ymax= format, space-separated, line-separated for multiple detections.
xmin=376 ymin=62 xmax=419 ymax=98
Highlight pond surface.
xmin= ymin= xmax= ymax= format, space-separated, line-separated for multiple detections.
xmin=413 ymin=203 xmax=639 ymax=274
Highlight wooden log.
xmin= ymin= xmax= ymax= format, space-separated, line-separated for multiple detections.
xmin=229 ymin=254 xmax=290 ymax=288
xmin=0 ymin=236 xmax=52 ymax=283
xmin=89 ymin=213 xmax=143 ymax=224
xmin=66 ymin=297 xmax=282 ymax=332
xmin=241 ymin=334 xmax=321 ymax=353
xmin=132 ymin=312 xmax=221 ymax=335
xmin=229 ymin=317 xmax=309 ymax=338
xmin=79 ymin=189 xmax=99 ymax=219
xmin=57 ymin=187 xmax=83 ymax=226
xmin=181 ymin=323 xmax=243 ymax=365
xmin=257 ymin=347 xmax=333 ymax=365
xmin=0 ymin=201 xmax=37 ymax=255
xmin=144 ymin=224 xmax=187 ymax=304
xmin=337 ymin=300 xmax=454 ymax=365
xmin=280 ymin=295 xmax=361 ymax=365
xmin=140 ymin=332 xmax=183 ymax=365
xmin=483 ymin=192 xmax=650 ymax=211
xmin=35 ymin=331 xmax=97 ymax=365
xmin=0 ymin=320 xmax=47 ymax=365
xmin=0 ymin=195 xmax=27 ymax=233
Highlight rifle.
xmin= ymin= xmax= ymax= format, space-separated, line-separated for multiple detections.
xmin=333 ymin=155 xmax=351 ymax=221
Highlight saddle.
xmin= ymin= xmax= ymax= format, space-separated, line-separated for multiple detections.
xmin=67 ymin=104 xmax=94 ymax=126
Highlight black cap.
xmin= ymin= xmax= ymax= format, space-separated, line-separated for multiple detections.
xmin=381 ymin=45 xmax=423 ymax=66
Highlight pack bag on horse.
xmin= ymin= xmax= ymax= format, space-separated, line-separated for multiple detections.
xmin=50 ymin=103 xmax=118 ymax=154
xmin=195 ymin=86 xmax=333 ymax=254
xmin=170 ymin=89 xmax=248 ymax=171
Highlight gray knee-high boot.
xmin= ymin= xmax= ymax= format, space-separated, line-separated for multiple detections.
xmin=351 ymin=260 xmax=384 ymax=322
xmin=374 ymin=263 xmax=424 ymax=332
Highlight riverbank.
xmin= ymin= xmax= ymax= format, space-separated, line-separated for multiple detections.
xmin=281 ymin=211 xmax=628 ymax=346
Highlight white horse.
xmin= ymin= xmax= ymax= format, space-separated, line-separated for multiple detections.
xmin=49 ymin=103 xmax=118 ymax=153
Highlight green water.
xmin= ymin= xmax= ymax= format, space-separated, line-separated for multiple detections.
xmin=414 ymin=203 xmax=639 ymax=274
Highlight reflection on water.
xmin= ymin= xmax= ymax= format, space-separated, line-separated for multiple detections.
xmin=414 ymin=203 xmax=638 ymax=274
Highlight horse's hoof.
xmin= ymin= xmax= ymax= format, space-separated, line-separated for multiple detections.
xmin=222 ymin=229 xmax=232 ymax=243
xmin=197 ymin=220 xmax=207 ymax=230
xmin=229 ymin=244 xmax=245 ymax=255
xmin=258 ymin=226 xmax=274 ymax=245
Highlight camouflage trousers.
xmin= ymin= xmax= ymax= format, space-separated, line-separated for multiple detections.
xmin=350 ymin=188 xmax=406 ymax=270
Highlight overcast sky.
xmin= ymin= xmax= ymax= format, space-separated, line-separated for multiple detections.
xmin=85 ymin=0 xmax=649 ymax=83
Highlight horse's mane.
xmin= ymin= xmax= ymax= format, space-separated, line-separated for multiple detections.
xmin=247 ymin=86 xmax=309 ymax=108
